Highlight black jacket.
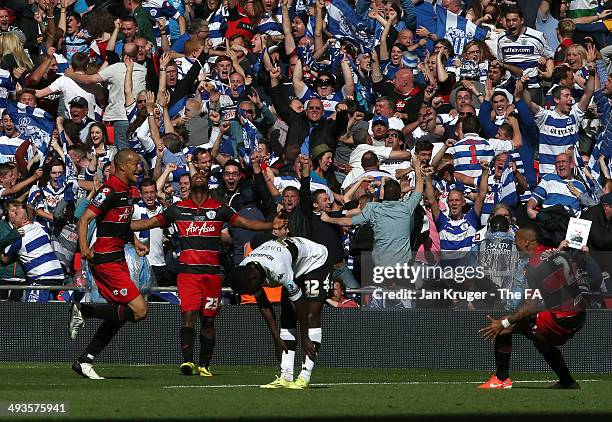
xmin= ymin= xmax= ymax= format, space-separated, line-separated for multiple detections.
xmin=582 ymin=204 xmax=612 ymax=251
xmin=268 ymin=84 xmax=348 ymax=153
xmin=300 ymin=176 xmax=344 ymax=265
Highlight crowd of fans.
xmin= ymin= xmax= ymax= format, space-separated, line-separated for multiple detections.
xmin=0 ymin=0 xmax=610 ymax=309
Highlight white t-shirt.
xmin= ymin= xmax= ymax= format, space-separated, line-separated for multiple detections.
xmin=348 ymin=144 xmax=392 ymax=169
xmin=368 ymin=117 xmax=405 ymax=135
xmin=98 ymin=62 xmax=147 ymax=122
xmin=132 ymin=201 xmax=165 ymax=267
xmin=47 ymin=75 xmax=97 ymax=119
xmin=240 ymin=237 xmax=329 ymax=301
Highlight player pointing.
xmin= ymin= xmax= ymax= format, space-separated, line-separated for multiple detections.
xmin=228 ymin=236 xmax=332 ymax=389
xmin=131 ymin=172 xmax=286 ymax=376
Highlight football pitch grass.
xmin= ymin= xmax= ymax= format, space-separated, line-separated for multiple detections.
xmin=1 ymin=363 xmax=611 ymax=421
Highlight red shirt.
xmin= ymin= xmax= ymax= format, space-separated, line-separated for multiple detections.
xmin=526 ymin=244 xmax=586 ymax=317
xmin=88 ymin=175 xmax=141 ymax=264
xmin=226 ymin=4 xmax=256 ymax=41
xmin=156 ymin=197 xmax=238 ymax=274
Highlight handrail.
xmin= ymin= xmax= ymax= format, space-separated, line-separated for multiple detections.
xmin=1 ymin=285 xmax=611 ymax=298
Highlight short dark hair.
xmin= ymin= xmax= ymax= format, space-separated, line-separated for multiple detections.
xmin=228 ymin=262 xmax=263 ymax=295
xmin=71 ymin=52 xmax=89 ymax=72
xmin=311 ymin=189 xmax=327 ymax=204
xmin=552 ymin=85 xmax=571 ymax=100
xmin=224 ymin=160 xmax=241 ymax=171
xmin=193 ymin=147 xmax=211 ymax=161
xmin=517 ymin=221 xmax=542 ymax=243
xmin=552 ymin=64 xmax=572 ymax=85
xmin=498 ymin=123 xmax=514 ymax=138
xmin=361 ymin=151 xmax=379 ymax=168
xmin=141 ymin=177 xmax=156 ymax=189
xmin=162 ymin=133 xmax=182 ymax=153
xmin=504 ymin=5 xmax=523 ymax=18
xmin=461 ymin=115 xmax=481 ymax=135
xmin=283 ymin=186 xmax=299 ymax=196
xmin=121 ymin=16 xmax=138 ymax=25
xmin=67 ymin=11 xmax=81 ymax=22
xmin=415 ymin=140 xmax=434 ymax=153
xmin=383 ymin=179 xmax=401 ymax=201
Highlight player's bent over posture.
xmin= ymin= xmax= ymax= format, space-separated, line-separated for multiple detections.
xmin=228 ymin=237 xmax=332 ymax=389
xmin=479 ymin=224 xmax=592 ymax=390
xmin=71 ymin=150 xmax=149 ymax=380
xmin=130 ymin=172 xmax=286 ymax=376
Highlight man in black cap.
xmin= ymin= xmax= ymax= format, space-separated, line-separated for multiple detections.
xmin=62 ymin=96 xmax=95 ymax=144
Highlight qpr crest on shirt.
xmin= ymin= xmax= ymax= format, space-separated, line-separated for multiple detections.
xmin=206 ymin=210 xmax=216 ymax=220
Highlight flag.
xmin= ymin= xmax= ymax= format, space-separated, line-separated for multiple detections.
xmin=574 ymin=147 xmax=601 ymax=201
xmin=497 ymin=155 xmax=519 ymax=206
xmin=294 ymin=0 xmax=310 ymax=15
xmin=434 ymin=5 xmax=488 ymax=56
xmin=168 ymin=96 xmax=187 ymax=119
xmin=0 ymin=69 xmax=16 ymax=98
xmin=5 ymin=101 xmax=54 ymax=156
xmin=208 ymin=6 xmax=228 ymax=48
xmin=587 ymin=137 xmax=610 ymax=187
xmin=237 ymin=107 xmax=261 ymax=166
xmin=325 ymin=0 xmax=375 ymax=52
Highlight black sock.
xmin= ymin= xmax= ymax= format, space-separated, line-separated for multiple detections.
xmin=495 ymin=333 xmax=512 ymax=381
xmin=80 ymin=320 xmax=125 ymax=361
xmin=180 ymin=327 xmax=196 ymax=363
xmin=533 ymin=340 xmax=575 ymax=386
xmin=285 ymin=340 xmax=296 ymax=352
xmin=79 ymin=303 xmax=135 ymax=322
xmin=199 ymin=334 xmax=215 ymax=369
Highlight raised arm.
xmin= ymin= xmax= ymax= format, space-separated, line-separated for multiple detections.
xmin=292 ymin=57 xmax=307 ymax=98
xmin=124 ymin=55 xmax=135 ymax=107
xmin=371 ymin=48 xmax=384 ymax=84
xmin=131 ymin=213 xmax=165 ymax=232
xmin=423 ymin=166 xmax=440 ymax=221
xmin=431 ymin=138 xmax=455 ymax=169
xmin=340 ymin=57 xmax=355 ymax=99
xmin=379 ymin=11 xmax=397 ymax=62
xmin=578 ymin=63 xmax=596 ymax=112
xmin=314 ymin=0 xmax=325 ymax=54
xmin=281 ymin=0 xmax=296 ymax=55
xmin=107 ymin=18 xmax=121 ymax=55
xmin=472 ymin=160 xmax=490 ymax=217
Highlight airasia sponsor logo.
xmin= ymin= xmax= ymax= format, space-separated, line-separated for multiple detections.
xmin=184 ymin=221 xmax=216 ymax=236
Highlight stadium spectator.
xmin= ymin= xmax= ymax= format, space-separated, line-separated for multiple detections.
xmin=2 ymin=200 xmax=64 ymax=286
xmin=326 ymin=279 xmax=358 ymax=308
xmin=0 ymin=0 xmax=609 ymax=365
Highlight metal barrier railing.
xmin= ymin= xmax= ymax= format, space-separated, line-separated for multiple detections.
xmin=0 ymin=285 xmax=611 ymax=298
xmin=0 ymin=285 xmax=374 ymax=294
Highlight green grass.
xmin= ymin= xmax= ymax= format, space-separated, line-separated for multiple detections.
xmin=0 ymin=363 xmax=611 ymax=420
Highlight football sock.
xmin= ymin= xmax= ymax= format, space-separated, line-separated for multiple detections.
xmin=199 ymin=334 xmax=215 ymax=369
xmin=280 ymin=328 xmax=297 ymax=381
xmin=533 ymin=340 xmax=575 ymax=386
xmin=494 ymin=333 xmax=512 ymax=381
xmin=81 ymin=320 xmax=125 ymax=361
xmin=79 ymin=304 xmax=136 ymax=322
xmin=180 ymin=327 xmax=196 ymax=363
xmin=299 ymin=327 xmax=322 ymax=383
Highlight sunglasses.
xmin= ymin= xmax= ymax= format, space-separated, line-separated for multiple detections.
xmin=307 ymin=106 xmax=322 ymax=111
xmin=459 ymin=111 xmax=475 ymax=116
xmin=317 ymin=79 xmax=333 ymax=87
